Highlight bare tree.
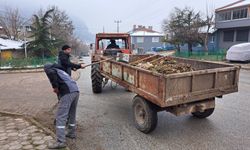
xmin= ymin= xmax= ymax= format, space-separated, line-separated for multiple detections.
xmin=162 ymin=7 xmax=205 ymax=52
xmin=202 ymin=4 xmax=215 ymax=51
xmin=69 ymin=36 xmax=89 ymax=56
xmin=50 ymin=6 xmax=74 ymax=43
xmin=47 ymin=6 xmax=89 ymax=56
xmin=0 ymin=6 xmax=25 ymax=40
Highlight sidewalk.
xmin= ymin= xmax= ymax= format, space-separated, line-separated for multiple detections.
xmin=0 ymin=70 xmax=80 ymax=150
xmin=0 ymin=113 xmax=55 ymax=150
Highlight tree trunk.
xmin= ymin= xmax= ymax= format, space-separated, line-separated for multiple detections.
xmin=188 ymin=43 xmax=193 ymax=52
xmin=175 ymin=44 xmax=180 ymax=52
xmin=177 ymin=44 xmax=180 ymax=52
xmin=204 ymin=33 xmax=208 ymax=51
xmin=204 ymin=26 xmax=211 ymax=52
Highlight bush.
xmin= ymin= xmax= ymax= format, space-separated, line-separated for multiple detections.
xmin=0 ymin=57 xmax=57 ymax=69
xmin=174 ymin=50 xmax=226 ymax=61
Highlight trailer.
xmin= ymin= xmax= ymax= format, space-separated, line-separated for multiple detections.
xmin=91 ymin=33 xmax=240 ymax=133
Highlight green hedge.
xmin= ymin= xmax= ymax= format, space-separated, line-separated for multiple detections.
xmin=0 ymin=57 xmax=57 ymax=69
xmin=175 ymin=50 xmax=227 ymax=61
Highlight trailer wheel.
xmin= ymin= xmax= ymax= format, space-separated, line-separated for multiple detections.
xmin=192 ymin=108 xmax=214 ymax=118
xmin=132 ymin=96 xmax=158 ymax=134
xmin=91 ymin=64 xmax=103 ymax=93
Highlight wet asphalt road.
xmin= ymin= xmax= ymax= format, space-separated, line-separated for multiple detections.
xmin=73 ymin=57 xmax=250 ymax=150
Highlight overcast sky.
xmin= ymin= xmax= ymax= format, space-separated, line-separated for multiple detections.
xmin=0 ymin=0 xmax=236 ymax=37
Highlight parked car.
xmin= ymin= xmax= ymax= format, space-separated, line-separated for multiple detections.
xmin=226 ymin=43 xmax=250 ymax=62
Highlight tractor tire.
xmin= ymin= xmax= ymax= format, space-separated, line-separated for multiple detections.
xmin=192 ymin=108 xmax=215 ymax=119
xmin=91 ymin=64 xmax=103 ymax=93
xmin=132 ymin=95 xmax=158 ymax=134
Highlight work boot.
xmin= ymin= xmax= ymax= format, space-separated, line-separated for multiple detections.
xmin=66 ymin=133 xmax=76 ymax=139
xmin=66 ymin=130 xmax=76 ymax=139
xmin=66 ymin=126 xmax=76 ymax=139
xmin=48 ymin=142 xmax=66 ymax=149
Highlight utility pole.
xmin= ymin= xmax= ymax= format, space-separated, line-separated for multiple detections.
xmin=114 ymin=20 xmax=122 ymax=33
xmin=23 ymin=26 xmax=27 ymax=58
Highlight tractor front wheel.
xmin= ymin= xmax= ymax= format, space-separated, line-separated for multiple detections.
xmin=91 ymin=64 xmax=103 ymax=93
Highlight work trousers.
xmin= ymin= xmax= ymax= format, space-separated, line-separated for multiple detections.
xmin=56 ymin=92 xmax=79 ymax=143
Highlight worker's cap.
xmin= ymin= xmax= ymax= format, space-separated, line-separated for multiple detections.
xmin=62 ymin=45 xmax=71 ymax=50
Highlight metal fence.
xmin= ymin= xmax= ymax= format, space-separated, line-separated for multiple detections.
xmin=174 ymin=50 xmax=227 ymax=61
xmin=0 ymin=57 xmax=57 ymax=69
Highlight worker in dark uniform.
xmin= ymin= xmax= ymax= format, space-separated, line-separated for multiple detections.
xmin=106 ymin=39 xmax=119 ymax=49
xmin=58 ymin=45 xmax=85 ymax=76
xmin=44 ymin=63 xmax=84 ymax=149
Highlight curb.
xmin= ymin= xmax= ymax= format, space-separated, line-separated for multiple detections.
xmin=0 ymin=68 xmax=44 ymax=74
xmin=0 ymin=68 xmax=83 ymax=79
xmin=0 ymin=111 xmax=70 ymax=150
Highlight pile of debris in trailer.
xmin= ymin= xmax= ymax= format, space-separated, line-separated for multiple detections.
xmin=134 ymin=57 xmax=195 ymax=74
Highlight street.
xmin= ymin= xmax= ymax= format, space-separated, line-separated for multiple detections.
xmin=71 ymin=57 xmax=250 ymax=150
xmin=0 ymin=57 xmax=249 ymax=150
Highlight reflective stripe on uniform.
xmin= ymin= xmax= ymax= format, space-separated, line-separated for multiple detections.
xmin=69 ymin=124 xmax=75 ymax=127
xmin=56 ymin=126 xmax=65 ymax=129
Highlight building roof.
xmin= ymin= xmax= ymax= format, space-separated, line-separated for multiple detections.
xmin=0 ymin=38 xmax=24 ymax=50
xmin=129 ymin=25 xmax=164 ymax=37
xmin=130 ymin=31 xmax=164 ymax=37
xmin=216 ymin=0 xmax=250 ymax=12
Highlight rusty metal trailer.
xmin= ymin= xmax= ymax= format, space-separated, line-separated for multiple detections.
xmin=91 ymin=54 xmax=240 ymax=133
xmin=92 ymin=54 xmax=240 ymax=133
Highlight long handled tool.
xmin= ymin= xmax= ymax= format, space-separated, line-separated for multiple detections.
xmin=82 ymin=58 xmax=114 ymax=68
xmin=129 ymin=54 xmax=158 ymax=65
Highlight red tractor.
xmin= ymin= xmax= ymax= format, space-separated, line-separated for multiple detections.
xmin=91 ymin=33 xmax=132 ymax=93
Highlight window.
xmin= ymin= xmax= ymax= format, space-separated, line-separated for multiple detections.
xmin=218 ymin=11 xmax=231 ymax=21
xmin=233 ymin=8 xmax=248 ymax=19
xmin=152 ymin=37 xmax=159 ymax=43
xmin=211 ymin=36 xmax=215 ymax=43
xmin=223 ymin=30 xmax=234 ymax=42
xmin=236 ymin=29 xmax=249 ymax=41
xmin=137 ymin=37 xmax=144 ymax=43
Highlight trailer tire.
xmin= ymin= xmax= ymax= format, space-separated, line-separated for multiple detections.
xmin=91 ymin=64 xmax=103 ymax=93
xmin=132 ymin=95 xmax=158 ymax=134
xmin=192 ymin=108 xmax=214 ymax=118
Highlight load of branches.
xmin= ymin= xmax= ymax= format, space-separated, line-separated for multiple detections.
xmin=135 ymin=57 xmax=194 ymax=74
